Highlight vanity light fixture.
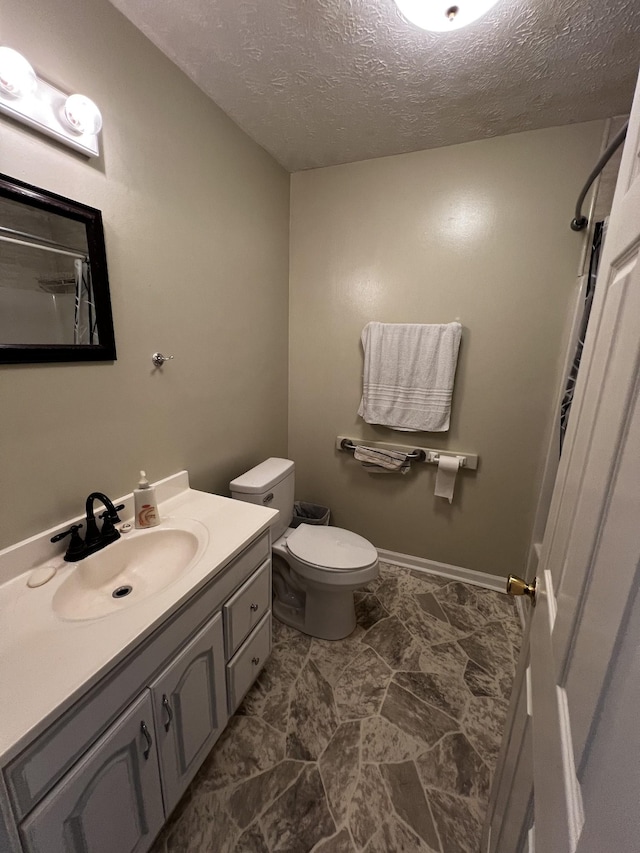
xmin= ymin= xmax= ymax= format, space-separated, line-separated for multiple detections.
xmin=0 ymin=47 xmax=37 ymax=98
xmin=394 ymin=0 xmax=501 ymax=31
xmin=63 ymin=94 xmax=103 ymax=136
xmin=0 ymin=45 xmax=103 ymax=157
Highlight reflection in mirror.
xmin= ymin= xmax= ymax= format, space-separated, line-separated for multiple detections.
xmin=0 ymin=198 xmax=94 ymax=345
xmin=0 ymin=173 xmax=115 ymax=363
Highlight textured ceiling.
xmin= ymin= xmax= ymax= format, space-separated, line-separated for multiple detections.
xmin=109 ymin=0 xmax=640 ymax=171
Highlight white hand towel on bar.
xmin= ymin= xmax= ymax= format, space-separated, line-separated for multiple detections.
xmin=357 ymin=321 xmax=462 ymax=432
xmin=354 ymin=444 xmax=411 ymax=474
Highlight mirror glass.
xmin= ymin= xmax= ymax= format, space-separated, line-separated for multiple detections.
xmin=0 ymin=173 xmax=116 ymax=363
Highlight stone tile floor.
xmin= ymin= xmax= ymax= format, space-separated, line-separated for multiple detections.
xmin=151 ymin=562 xmax=522 ymax=853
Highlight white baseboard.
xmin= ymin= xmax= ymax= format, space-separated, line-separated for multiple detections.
xmin=376 ymin=548 xmax=508 ymax=594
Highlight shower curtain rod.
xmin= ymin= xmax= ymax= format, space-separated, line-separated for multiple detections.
xmin=570 ymin=120 xmax=628 ymax=231
xmin=0 ymin=233 xmax=86 ymax=259
xmin=0 ymin=225 xmax=87 ymax=255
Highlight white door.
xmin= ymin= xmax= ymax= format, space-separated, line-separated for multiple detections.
xmin=485 ymin=66 xmax=640 ymax=853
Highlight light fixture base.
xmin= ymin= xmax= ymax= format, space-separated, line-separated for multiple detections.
xmin=394 ymin=0 xmax=500 ymax=32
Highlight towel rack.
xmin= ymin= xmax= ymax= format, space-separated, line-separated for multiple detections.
xmin=337 ymin=436 xmax=479 ymax=470
xmin=340 ymin=438 xmax=426 ymax=462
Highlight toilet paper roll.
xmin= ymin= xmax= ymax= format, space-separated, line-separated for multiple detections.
xmin=434 ymin=455 xmax=460 ymax=503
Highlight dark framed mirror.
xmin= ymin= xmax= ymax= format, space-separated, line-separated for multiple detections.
xmin=0 ymin=172 xmax=116 ymax=364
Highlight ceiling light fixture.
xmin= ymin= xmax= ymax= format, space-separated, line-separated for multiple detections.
xmin=0 ymin=45 xmax=102 ymax=157
xmin=394 ymin=0 xmax=501 ymax=32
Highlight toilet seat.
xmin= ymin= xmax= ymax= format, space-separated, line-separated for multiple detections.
xmin=286 ymin=524 xmax=378 ymax=571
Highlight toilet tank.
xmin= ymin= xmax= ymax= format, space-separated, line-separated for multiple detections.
xmin=230 ymin=458 xmax=295 ymax=541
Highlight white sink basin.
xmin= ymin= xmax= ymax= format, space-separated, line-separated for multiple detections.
xmin=52 ymin=520 xmax=208 ymax=621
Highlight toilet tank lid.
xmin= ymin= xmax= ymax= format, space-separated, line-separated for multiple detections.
xmin=230 ymin=458 xmax=295 ymax=494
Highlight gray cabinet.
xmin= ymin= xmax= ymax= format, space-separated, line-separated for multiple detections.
xmin=19 ymin=691 xmax=164 ymax=853
xmin=151 ymin=612 xmax=227 ymax=815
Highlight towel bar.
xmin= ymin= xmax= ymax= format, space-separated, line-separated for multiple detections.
xmin=340 ymin=438 xmax=426 ymax=462
xmin=337 ymin=436 xmax=479 ymax=470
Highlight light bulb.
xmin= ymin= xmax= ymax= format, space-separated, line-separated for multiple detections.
xmin=64 ymin=94 xmax=103 ymax=135
xmin=0 ymin=47 xmax=37 ymax=98
xmin=394 ymin=0 xmax=501 ymax=32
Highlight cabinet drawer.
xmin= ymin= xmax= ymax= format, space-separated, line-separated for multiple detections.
xmin=226 ymin=613 xmax=271 ymax=713
xmin=223 ymin=559 xmax=271 ymax=657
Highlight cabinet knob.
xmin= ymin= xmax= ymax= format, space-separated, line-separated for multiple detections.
xmin=251 ymin=656 xmax=260 ymax=665
xmin=250 ymin=603 xmax=259 ymax=612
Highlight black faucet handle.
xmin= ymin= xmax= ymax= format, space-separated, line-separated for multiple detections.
xmin=51 ymin=523 xmax=83 ymax=543
xmin=51 ymin=524 xmax=86 ymax=561
xmin=99 ymin=505 xmax=125 ymax=544
xmin=99 ymin=504 xmax=125 ymax=522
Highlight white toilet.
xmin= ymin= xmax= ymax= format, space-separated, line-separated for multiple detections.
xmin=230 ymin=458 xmax=379 ymax=640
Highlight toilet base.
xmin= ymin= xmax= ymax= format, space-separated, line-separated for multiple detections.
xmin=273 ymin=588 xmax=357 ymax=640
xmin=270 ymin=532 xmax=378 ymax=641
xmin=272 ymin=598 xmax=305 ymax=633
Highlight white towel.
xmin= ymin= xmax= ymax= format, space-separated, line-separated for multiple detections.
xmin=354 ymin=445 xmax=411 ymax=474
xmin=357 ymin=322 xmax=462 ymax=432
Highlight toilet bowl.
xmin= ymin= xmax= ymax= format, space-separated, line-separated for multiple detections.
xmin=230 ymin=458 xmax=379 ymax=640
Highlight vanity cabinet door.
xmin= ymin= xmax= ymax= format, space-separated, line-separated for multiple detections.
xmin=20 ymin=690 xmax=164 ymax=853
xmin=151 ymin=612 xmax=228 ymax=816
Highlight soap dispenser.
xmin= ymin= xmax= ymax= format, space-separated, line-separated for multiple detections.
xmin=134 ymin=471 xmax=160 ymax=529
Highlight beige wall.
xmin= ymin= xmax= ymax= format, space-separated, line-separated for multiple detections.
xmin=0 ymin=0 xmax=290 ymax=549
xmin=0 ymin=0 xmax=610 ymax=577
xmin=289 ymin=122 xmax=605 ymax=577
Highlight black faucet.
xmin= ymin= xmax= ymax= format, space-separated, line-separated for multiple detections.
xmin=84 ymin=493 xmax=124 ymax=553
xmin=51 ymin=493 xmax=125 ymax=562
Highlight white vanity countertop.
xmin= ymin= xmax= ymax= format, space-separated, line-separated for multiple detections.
xmin=0 ymin=472 xmax=277 ymax=764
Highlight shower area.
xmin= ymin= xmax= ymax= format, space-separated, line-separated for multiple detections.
xmin=525 ymin=116 xmax=628 ymax=578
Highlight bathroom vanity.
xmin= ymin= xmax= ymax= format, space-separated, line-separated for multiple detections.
xmin=0 ymin=472 xmax=276 ymax=853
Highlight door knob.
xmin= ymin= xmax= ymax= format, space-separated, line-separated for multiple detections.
xmin=506 ymin=574 xmax=537 ymax=605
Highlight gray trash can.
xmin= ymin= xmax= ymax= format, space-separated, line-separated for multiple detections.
xmin=291 ymin=501 xmax=330 ymax=528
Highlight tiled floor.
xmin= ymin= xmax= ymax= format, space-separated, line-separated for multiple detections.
xmin=151 ymin=562 xmax=522 ymax=853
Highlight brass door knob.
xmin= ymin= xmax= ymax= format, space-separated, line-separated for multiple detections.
xmin=506 ymin=574 xmax=537 ymax=605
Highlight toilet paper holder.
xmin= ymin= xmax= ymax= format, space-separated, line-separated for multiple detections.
xmin=426 ymin=451 xmax=468 ymax=469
